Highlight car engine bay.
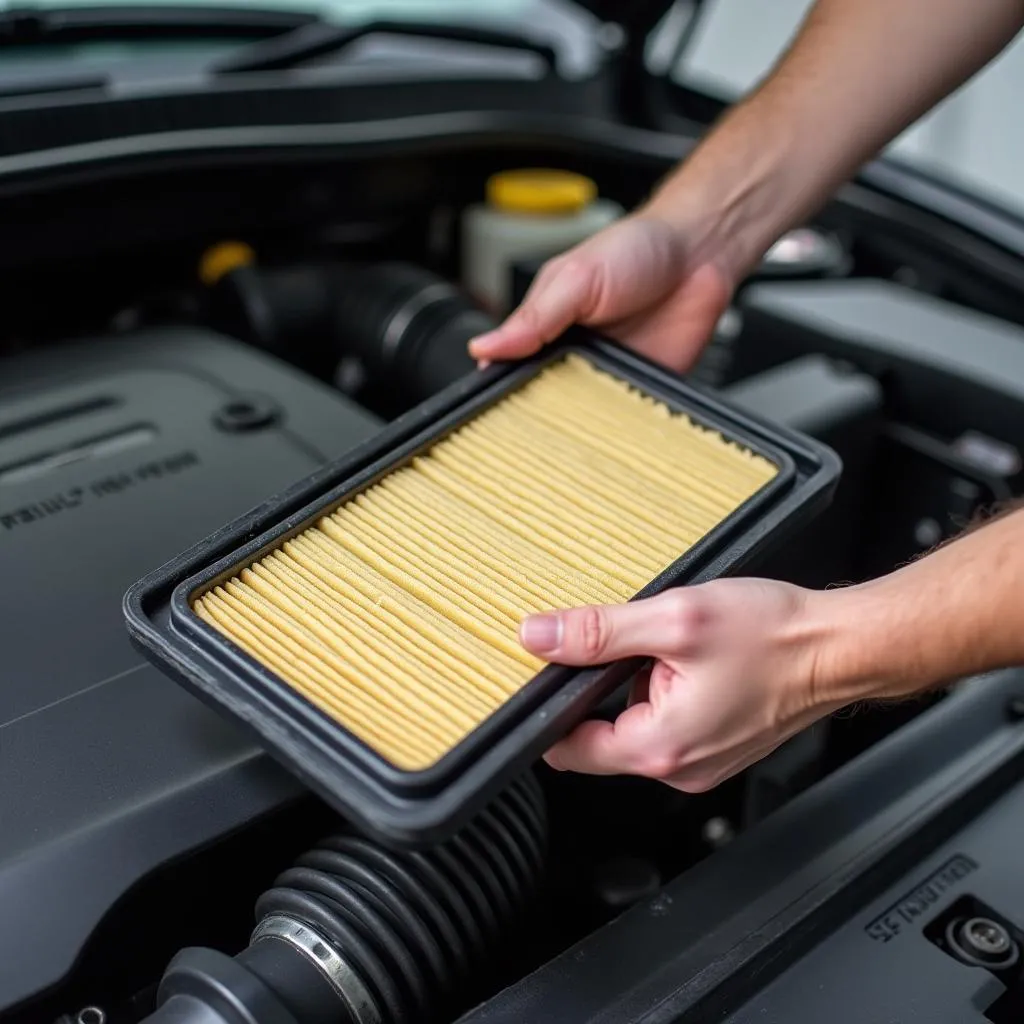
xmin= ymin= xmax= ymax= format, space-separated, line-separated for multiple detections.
xmin=3 ymin=121 xmax=1024 ymax=1024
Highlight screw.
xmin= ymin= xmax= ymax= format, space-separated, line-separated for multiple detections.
xmin=701 ymin=816 xmax=735 ymax=849
xmin=947 ymin=916 xmax=1020 ymax=970
xmin=963 ymin=918 xmax=1012 ymax=958
xmin=213 ymin=395 xmax=279 ymax=433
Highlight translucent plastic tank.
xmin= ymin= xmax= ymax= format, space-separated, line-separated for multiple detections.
xmin=462 ymin=169 xmax=623 ymax=314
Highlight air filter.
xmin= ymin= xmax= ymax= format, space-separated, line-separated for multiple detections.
xmin=126 ymin=331 xmax=840 ymax=845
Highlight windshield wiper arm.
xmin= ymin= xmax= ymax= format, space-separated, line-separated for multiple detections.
xmin=211 ymin=18 xmax=558 ymax=76
xmin=0 ymin=4 xmax=320 ymax=48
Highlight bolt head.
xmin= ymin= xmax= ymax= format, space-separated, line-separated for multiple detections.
xmin=963 ymin=918 xmax=1012 ymax=956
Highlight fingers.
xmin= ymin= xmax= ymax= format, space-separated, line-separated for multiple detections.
xmin=546 ymin=698 xmax=787 ymax=790
xmin=468 ymin=257 xmax=597 ymax=363
xmin=606 ymin=262 xmax=732 ymax=374
xmin=544 ymin=702 xmax=673 ymax=777
xmin=519 ymin=589 xmax=703 ymax=665
xmin=533 ymin=577 xmax=825 ymax=792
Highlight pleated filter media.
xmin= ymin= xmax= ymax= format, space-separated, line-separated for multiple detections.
xmin=192 ymin=354 xmax=779 ymax=771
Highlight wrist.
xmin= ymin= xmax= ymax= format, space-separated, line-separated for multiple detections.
xmin=795 ymin=580 xmax=933 ymax=713
xmin=813 ymin=508 xmax=1024 ymax=706
xmin=641 ymin=101 xmax=808 ymax=285
xmin=800 ymin=567 xmax=982 ymax=712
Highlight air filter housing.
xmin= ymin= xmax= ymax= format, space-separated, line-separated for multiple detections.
xmin=126 ymin=331 xmax=841 ymax=845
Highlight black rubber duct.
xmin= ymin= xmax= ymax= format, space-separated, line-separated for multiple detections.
xmin=140 ymin=772 xmax=547 ymax=1024
xmin=208 ymin=262 xmax=493 ymax=404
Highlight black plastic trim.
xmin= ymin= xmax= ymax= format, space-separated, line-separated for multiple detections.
xmin=0 ymin=329 xmax=384 ymax=1018
xmin=859 ymin=156 xmax=1024 ymax=265
xmin=0 ymin=110 xmax=679 ymax=193
xmin=211 ymin=18 xmax=560 ymax=75
xmin=458 ymin=671 xmax=1024 ymax=1024
xmin=0 ymin=93 xmax=1020 ymax=328
xmin=0 ymin=72 xmax=610 ymax=169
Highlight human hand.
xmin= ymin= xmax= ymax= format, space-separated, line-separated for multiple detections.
xmin=518 ymin=578 xmax=844 ymax=793
xmin=467 ymin=212 xmax=734 ymax=375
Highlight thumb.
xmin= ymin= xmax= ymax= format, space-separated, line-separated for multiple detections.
xmin=468 ymin=258 xmax=596 ymax=363
xmin=519 ymin=590 xmax=697 ymax=665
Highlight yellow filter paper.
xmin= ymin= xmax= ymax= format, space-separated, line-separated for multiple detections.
xmin=193 ymin=354 xmax=779 ymax=770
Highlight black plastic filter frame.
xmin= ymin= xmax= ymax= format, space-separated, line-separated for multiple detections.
xmin=124 ymin=331 xmax=842 ymax=846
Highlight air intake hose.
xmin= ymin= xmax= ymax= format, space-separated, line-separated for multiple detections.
xmin=141 ymin=772 xmax=547 ymax=1024
xmin=207 ymin=261 xmax=494 ymax=405
xmin=329 ymin=262 xmax=493 ymax=402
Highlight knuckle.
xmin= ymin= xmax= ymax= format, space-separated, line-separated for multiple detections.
xmin=531 ymin=258 xmax=562 ymax=287
xmin=663 ymin=588 xmax=692 ymax=621
xmin=579 ymin=606 xmax=610 ymax=661
xmin=557 ymin=255 xmax=598 ymax=299
xmin=557 ymin=252 xmax=589 ymax=280
xmin=504 ymin=306 xmax=549 ymax=350
xmin=663 ymin=590 xmax=705 ymax=648
xmin=509 ymin=300 xmax=543 ymax=332
xmin=543 ymin=249 xmax=572 ymax=272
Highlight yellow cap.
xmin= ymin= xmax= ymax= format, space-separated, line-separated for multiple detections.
xmin=198 ymin=240 xmax=256 ymax=287
xmin=486 ymin=169 xmax=597 ymax=216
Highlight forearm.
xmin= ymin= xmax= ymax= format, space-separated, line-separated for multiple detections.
xmin=645 ymin=0 xmax=1024 ymax=279
xmin=814 ymin=507 xmax=1024 ymax=706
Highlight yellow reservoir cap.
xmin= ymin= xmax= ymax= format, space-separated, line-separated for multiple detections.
xmin=486 ymin=169 xmax=597 ymax=216
xmin=199 ymin=240 xmax=256 ymax=287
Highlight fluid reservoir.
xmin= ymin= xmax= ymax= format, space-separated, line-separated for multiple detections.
xmin=462 ymin=169 xmax=623 ymax=314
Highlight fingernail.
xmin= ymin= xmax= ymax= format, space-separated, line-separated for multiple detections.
xmin=520 ymin=614 xmax=562 ymax=653
xmin=476 ymin=359 xmax=491 ymax=370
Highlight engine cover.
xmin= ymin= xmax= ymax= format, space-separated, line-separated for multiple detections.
xmin=0 ymin=328 xmax=380 ymax=1014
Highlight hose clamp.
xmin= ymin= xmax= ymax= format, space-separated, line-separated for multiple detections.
xmin=252 ymin=915 xmax=382 ymax=1024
